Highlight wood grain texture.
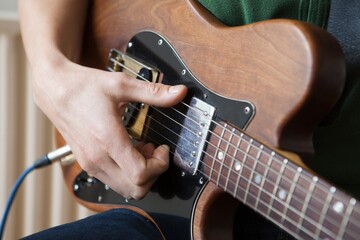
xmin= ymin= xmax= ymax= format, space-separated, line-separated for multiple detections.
xmin=56 ymin=0 xmax=346 ymax=239
xmin=192 ymin=182 xmax=239 ymax=240
xmin=81 ymin=0 xmax=345 ymax=154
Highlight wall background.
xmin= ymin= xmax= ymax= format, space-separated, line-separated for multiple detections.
xmin=0 ymin=3 xmax=93 ymax=239
xmin=0 ymin=0 xmax=17 ymax=11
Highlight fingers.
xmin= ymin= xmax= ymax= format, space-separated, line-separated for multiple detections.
xmin=140 ymin=144 xmax=170 ymax=180
xmin=90 ymin=143 xmax=170 ymax=200
xmin=105 ymin=72 xmax=187 ymax=107
xmin=109 ymin=142 xmax=170 ymax=187
xmin=57 ymin=68 xmax=178 ymax=200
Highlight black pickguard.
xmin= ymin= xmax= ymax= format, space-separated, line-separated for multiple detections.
xmin=72 ymin=31 xmax=254 ymax=239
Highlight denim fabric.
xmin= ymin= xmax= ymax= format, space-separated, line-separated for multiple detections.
xmin=22 ymin=209 xmax=163 ymax=240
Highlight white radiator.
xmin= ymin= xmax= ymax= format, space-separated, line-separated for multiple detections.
xmin=0 ymin=12 xmax=92 ymax=239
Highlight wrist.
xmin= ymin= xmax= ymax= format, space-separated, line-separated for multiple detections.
xmin=30 ymin=47 xmax=77 ymax=111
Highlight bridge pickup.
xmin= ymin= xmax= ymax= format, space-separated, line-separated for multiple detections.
xmin=173 ymin=97 xmax=215 ymax=175
xmin=107 ymin=49 xmax=161 ymax=140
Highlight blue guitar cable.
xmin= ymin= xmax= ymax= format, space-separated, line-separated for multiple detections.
xmin=0 ymin=145 xmax=72 ymax=240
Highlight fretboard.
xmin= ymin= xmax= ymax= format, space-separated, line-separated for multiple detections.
xmin=202 ymin=121 xmax=360 ymax=240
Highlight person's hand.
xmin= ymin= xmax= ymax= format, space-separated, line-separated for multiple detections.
xmin=33 ymin=56 xmax=187 ymax=199
xmin=19 ymin=0 xmax=187 ymax=200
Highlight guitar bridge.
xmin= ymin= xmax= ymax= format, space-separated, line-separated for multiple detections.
xmin=107 ymin=49 xmax=161 ymax=140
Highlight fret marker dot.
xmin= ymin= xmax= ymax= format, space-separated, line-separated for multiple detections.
xmin=350 ymin=198 xmax=357 ymax=205
xmin=234 ymin=162 xmax=241 ymax=171
xmin=278 ymin=189 xmax=287 ymax=200
xmin=330 ymin=186 xmax=336 ymax=193
xmin=313 ymin=176 xmax=318 ymax=182
xmin=217 ymin=151 xmax=224 ymax=160
xmin=254 ymin=175 xmax=261 ymax=185
xmin=332 ymin=201 xmax=344 ymax=214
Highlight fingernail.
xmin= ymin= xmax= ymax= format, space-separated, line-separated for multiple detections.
xmin=161 ymin=144 xmax=170 ymax=151
xmin=169 ymin=85 xmax=184 ymax=94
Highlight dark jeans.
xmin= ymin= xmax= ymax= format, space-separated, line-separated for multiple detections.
xmin=22 ymin=209 xmax=163 ymax=240
xmin=22 ymin=205 xmax=295 ymax=240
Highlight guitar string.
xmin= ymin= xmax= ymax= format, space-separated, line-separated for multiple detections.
xmin=110 ymin=56 xmax=360 ymax=222
xmin=124 ymin=102 xmax=359 ymax=239
xmin=126 ymin=112 xmax=353 ymax=239
xmin=121 ymin=104 xmax=359 ymax=238
xmin=147 ymin=103 xmax=360 ymax=228
xmin=109 ymin=58 xmax=360 ymax=235
xmin=109 ymin=58 xmax=359 ymax=215
xmin=141 ymin=131 xmax=315 ymax=239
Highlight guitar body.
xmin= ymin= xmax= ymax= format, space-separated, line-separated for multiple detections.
xmin=56 ymin=0 xmax=346 ymax=239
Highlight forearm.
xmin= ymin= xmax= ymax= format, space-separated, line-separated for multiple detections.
xmin=19 ymin=0 xmax=88 ymax=70
xmin=18 ymin=0 xmax=187 ymax=200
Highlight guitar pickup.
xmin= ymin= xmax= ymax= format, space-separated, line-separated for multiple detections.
xmin=107 ymin=49 xmax=161 ymax=140
xmin=174 ymin=97 xmax=215 ymax=175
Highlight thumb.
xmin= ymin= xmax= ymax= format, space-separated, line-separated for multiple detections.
xmin=107 ymin=73 xmax=187 ymax=107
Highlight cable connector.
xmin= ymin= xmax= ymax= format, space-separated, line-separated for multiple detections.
xmin=34 ymin=145 xmax=72 ymax=169
xmin=0 ymin=145 xmax=73 ymax=239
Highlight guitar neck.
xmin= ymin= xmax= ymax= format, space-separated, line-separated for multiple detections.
xmin=202 ymin=121 xmax=360 ymax=240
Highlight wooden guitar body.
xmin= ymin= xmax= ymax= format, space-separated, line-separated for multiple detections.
xmin=56 ymin=0 xmax=351 ymax=239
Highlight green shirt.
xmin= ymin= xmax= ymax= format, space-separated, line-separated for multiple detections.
xmin=198 ymin=0 xmax=330 ymax=27
xmin=198 ymin=0 xmax=360 ymax=197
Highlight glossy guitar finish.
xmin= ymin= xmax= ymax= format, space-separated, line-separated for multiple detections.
xmin=73 ymin=31 xmax=255 ymax=239
xmin=56 ymin=0 xmax=349 ymax=239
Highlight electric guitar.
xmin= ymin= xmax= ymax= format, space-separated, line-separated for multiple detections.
xmin=56 ymin=0 xmax=360 ymax=239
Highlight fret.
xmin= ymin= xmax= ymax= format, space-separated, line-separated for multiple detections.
xmin=267 ymin=157 xmax=288 ymax=218
xmin=300 ymin=181 xmax=334 ymax=238
xmin=254 ymin=150 xmax=275 ymax=211
xmin=343 ymin=199 xmax=360 ymax=240
xmin=319 ymin=190 xmax=354 ymax=239
xmin=288 ymin=179 xmax=307 ymax=221
xmin=236 ymin=138 xmax=254 ymax=201
xmin=243 ymin=139 xmax=259 ymax=203
xmin=225 ymin=131 xmax=241 ymax=192
xmin=315 ymin=186 xmax=336 ymax=238
xmin=258 ymin=153 xmax=283 ymax=215
xmin=281 ymin=166 xmax=302 ymax=225
xmin=280 ymin=166 xmax=306 ymax=235
xmin=209 ymin=123 xmax=227 ymax=180
xmin=216 ymin=127 xmax=234 ymax=186
xmin=297 ymin=176 xmax=317 ymax=238
xmin=246 ymin=145 xmax=268 ymax=210
xmin=338 ymin=198 xmax=356 ymax=239
xmin=233 ymin=133 xmax=246 ymax=200
xmin=273 ymin=166 xmax=296 ymax=213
